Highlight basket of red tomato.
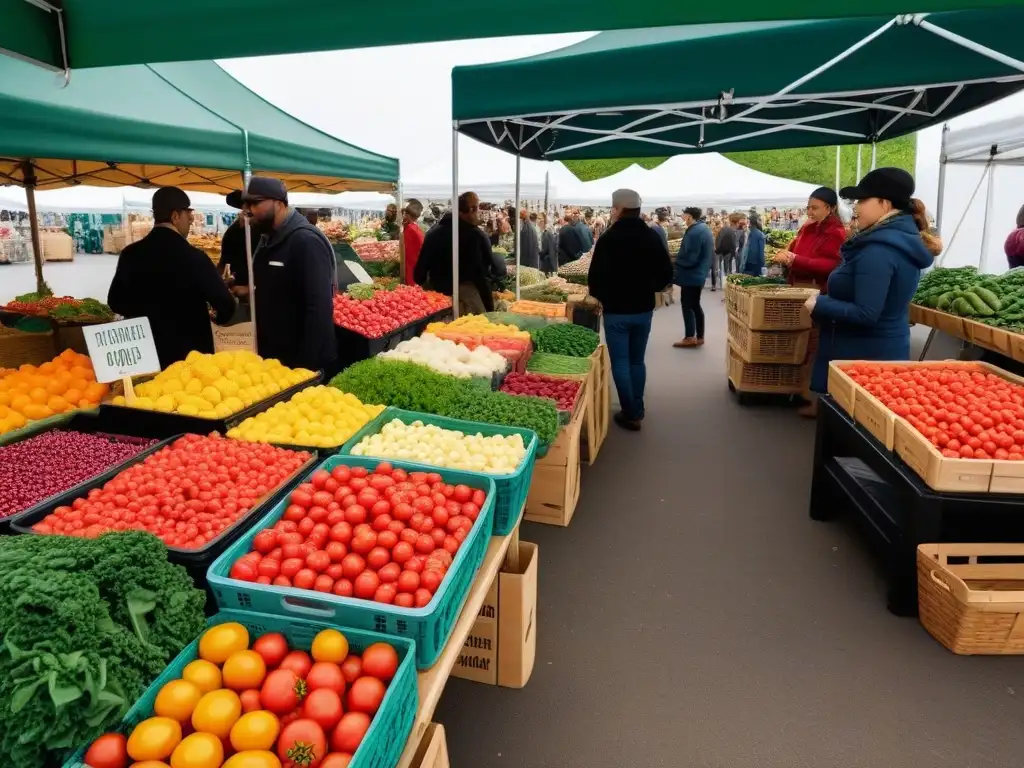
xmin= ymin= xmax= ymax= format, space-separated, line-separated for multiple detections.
xmin=207 ymin=456 xmax=495 ymax=668
xmin=69 ymin=611 xmax=416 ymax=768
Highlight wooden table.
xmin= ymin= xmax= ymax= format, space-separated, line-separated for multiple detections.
xmin=394 ymin=508 xmax=523 ymax=768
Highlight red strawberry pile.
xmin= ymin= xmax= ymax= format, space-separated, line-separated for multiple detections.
xmin=229 ymin=461 xmax=487 ymax=607
xmin=500 ymin=372 xmax=581 ymax=411
xmin=332 ymin=285 xmax=451 ymax=339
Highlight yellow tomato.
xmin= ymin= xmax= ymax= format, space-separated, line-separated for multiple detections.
xmin=191 ymin=689 xmax=242 ymax=738
xmin=222 ymin=649 xmax=267 ymax=691
xmin=170 ymin=732 xmax=224 ymax=768
xmin=222 ymin=751 xmax=283 ymax=768
xmin=131 ymin=763 xmax=172 ymax=768
xmin=229 ymin=710 xmax=280 ymax=752
xmin=199 ymin=622 xmax=249 ymax=664
xmin=126 ymin=717 xmax=182 ymax=761
xmin=181 ymin=660 xmax=223 ymax=694
xmin=154 ymin=679 xmax=203 ymax=722
xmin=311 ymin=629 xmax=349 ymax=664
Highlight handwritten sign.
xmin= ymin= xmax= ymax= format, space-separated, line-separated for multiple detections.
xmin=213 ymin=321 xmax=256 ymax=353
xmin=84 ymin=317 xmax=161 ymax=383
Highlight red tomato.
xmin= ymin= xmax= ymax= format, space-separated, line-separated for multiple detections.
xmin=252 ymin=632 xmax=290 ymax=668
xmin=240 ymin=688 xmax=263 ymax=712
xmin=366 ymin=546 xmax=391 ymax=570
xmin=294 ymin=568 xmax=317 ymax=590
xmin=314 ymin=574 xmax=335 ymax=593
xmin=279 ymin=650 xmax=314 ymax=679
xmin=83 ymin=733 xmax=127 ymax=768
xmin=303 ymin=688 xmax=344 ymax=731
xmin=361 ymin=643 xmax=399 ymax=681
xmin=394 ymin=592 xmax=415 ymax=608
xmin=340 ymin=655 xmax=363 ymax=684
xmin=261 ymin=668 xmax=306 ymax=713
xmin=341 ymin=554 xmax=366 ymax=580
xmin=347 ymin=676 xmax=386 ymax=714
xmin=397 ymin=570 xmax=420 ymax=594
xmin=306 ymin=661 xmax=347 ymax=694
xmin=321 ymin=753 xmax=353 ymax=768
xmin=278 ymin=719 xmax=328 ymax=767
xmin=333 ymin=578 xmax=354 ymax=597
xmin=331 ymin=712 xmax=371 ymax=754
xmin=354 ymin=571 xmax=380 ymax=599
xmin=421 ymin=569 xmax=442 ymax=593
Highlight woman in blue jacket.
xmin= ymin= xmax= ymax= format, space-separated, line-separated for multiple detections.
xmin=804 ymin=168 xmax=942 ymax=405
xmin=673 ymin=207 xmax=715 ymax=348
xmin=740 ymin=213 xmax=766 ymax=276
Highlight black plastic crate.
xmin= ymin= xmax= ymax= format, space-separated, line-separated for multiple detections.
xmin=93 ymin=373 xmax=321 ymax=440
xmin=334 ymin=307 xmax=453 ymax=369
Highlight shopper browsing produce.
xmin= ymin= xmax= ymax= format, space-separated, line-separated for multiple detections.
xmin=1005 ymin=203 xmax=1024 ymax=269
xmin=512 ymin=207 xmax=541 ymax=269
xmin=770 ymin=187 xmax=846 ymax=291
xmin=403 ymin=198 xmax=425 ymax=285
xmin=557 ymin=212 xmax=586 ymax=266
xmin=381 ymin=203 xmax=401 ymax=240
xmin=108 ymin=186 xmax=237 ymax=368
xmin=804 ymin=168 xmax=941 ymax=411
xmin=740 ymin=213 xmax=767 ymax=277
xmin=673 ymin=207 xmax=715 ymax=349
xmin=538 ymin=213 xmax=558 ymax=274
xmin=244 ymin=177 xmax=341 ymax=373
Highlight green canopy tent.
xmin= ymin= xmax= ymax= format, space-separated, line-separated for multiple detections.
xmin=4 ymin=0 xmax=1024 ymax=74
xmin=0 ymin=56 xmax=399 ymax=340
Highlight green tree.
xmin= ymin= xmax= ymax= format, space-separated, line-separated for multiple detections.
xmin=561 ymin=135 xmax=917 ymax=190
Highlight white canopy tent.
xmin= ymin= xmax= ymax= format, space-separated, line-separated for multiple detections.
xmin=934 ymin=113 xmax=1024 ymax=273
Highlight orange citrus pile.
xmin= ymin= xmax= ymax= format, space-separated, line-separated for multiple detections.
xmin=0 ymin=349 xmax=108 ymax=435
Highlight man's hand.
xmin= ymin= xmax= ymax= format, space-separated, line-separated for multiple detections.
xmin=231 ymin=285 xmax=250 ymax=298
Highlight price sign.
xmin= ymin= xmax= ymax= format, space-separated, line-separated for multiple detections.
xmin=84 ymin=317 xmax=161 ymax=384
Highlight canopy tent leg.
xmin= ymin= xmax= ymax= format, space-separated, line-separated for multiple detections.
xmin=856 ymin=145 xmax=863 ymax=182
xmin=835 ymin=146 xmax=841 ymax=190
xmin=242 ymin=161 xmax=258 ymax=352
xmin=544 ymin=171 xmax=550 ymax=227
xmin=979 ymin=161 xmax=997 ymax=272
xmin=22 ymin=163 xmax=45 ymax=295
xmin=451 ymin=125 xmax=460 ymax=318
xmin=935 ymin=124 xmax=950 ymax=232
xmin=514 ymin=154 xmax=521 ymax=301
xmin=870 ymin=142 xmax=878 ymax=170
xmin=397 ymin=182 xmax=405 ymax=284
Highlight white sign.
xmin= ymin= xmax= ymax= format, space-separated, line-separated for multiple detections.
xmin=345 ymin=259 xmax=374 ymax=285
xmin=84 ymin=317 xmax=161 ymax=383
xmin=213 ymin=321 xmax=256 ymax=353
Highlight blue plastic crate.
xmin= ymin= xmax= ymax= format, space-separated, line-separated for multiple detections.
xmin=62 ymin=609 xmax=417 ymax=768
xmin=340 ymin=407 xmax=534 ymax=536
xmin=208 ymin=455 xmax=495 ymax=668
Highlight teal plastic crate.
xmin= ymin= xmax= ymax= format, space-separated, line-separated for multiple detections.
xmin=208 ymin=455 xmax=495 ymax=668
xmin=62 ymin=609 xmax=417 ymax=768
xmin=340 ymin=407 xmax=534 ymax=536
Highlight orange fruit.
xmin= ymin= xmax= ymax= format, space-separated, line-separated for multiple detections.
xmin=70 ymin=365 xmax=94 ymax=382
xmin=22 ymin=403 xmax=53 ymax=421
xmin=0 ymin=391 xmax=10 ymax=407
xmin=84 ymin=381 xmax=107 ymax=402
xmin=154 ymin=679 xmax=204 ymax=722
xmin=45 ymin=377 xmax=67 ymax=395
xmin=47 ymin=395 xmax=70 ymax=414
xmin=28 ymin=387 xmax=48 ymax=404
xmin=38 ymin=361 xmax=56 ymax=375
xmin=10 ymin=394 xmax=31 ymax=411
xmin=7 ymin=410 xmax=26 ymax=429
xmin=181 ymin=660 xmax=222 ymax=694
xmin=63 ymin=388 xmax=83 ymax=405
xmin=78 ymin=398 xmax=93 ymax=409
xmin=222 ymin=650 xmax=266 ymax=691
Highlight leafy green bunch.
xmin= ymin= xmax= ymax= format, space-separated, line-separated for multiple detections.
xmin=531 ymin=323 xmax=600 ymax=358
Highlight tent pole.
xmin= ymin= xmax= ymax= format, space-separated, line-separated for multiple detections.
xmin=855 ymin=144 xmax=863 ymax=182
xmin=544 ymin=170 xmax=549 ymax=222
xmin=870 ymin=142 xmax=877 ymax=170
xmin=22 ymin=163 xmax=44 ymax=294
xmin=514 ymin=154 xmax=521 ymax=301
xmin=979 ymin=160 xmax=996 ymax=272
xmin=242 ymin=135 xmax=257 ymax=352
xmin=451 ymin=125 xmax=459 ymax=319
xmin=935 ymin=124 xmax=950 ymax=232
xmin=834 ymin=146 xmax=841 ymax=190
xmin=397 ymin=182 xmax=405 ymax=284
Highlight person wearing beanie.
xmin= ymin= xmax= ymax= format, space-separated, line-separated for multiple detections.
xmin=802 ymin=168 xmax=941 ymax=415
xmin=1005 ymin=203 xmax=1024 ymax=269
xmin=218 ymin=189 xmax=250 ymax=299
xmin=672 ymin=207 xmax=715 ymax=348
xmin=588 ymin=189 xmax=673 ymax=431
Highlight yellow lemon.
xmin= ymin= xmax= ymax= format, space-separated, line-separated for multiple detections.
xmin=201 ymin=387 xmax=222 ymax=406
xmin=111 ymin=394 xmax=127 ymax=406
xmin=162 ymin=378 xmax=183 ymax=394
xmin=133 ymin=397 xmax=155 ymax=410
xmin=177 ymin=403 xmax=200 ymax=417
xmin=155 ymin=395 xmax=176 ymax=412
xmin=184 ymin=378 xmax=203 ymax=395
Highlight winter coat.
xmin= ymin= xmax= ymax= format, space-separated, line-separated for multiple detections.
xmin=1005 ymin=228 xmax=1024 ymax=269
xmin=514 ymin=221 xmax=540 ymax=269
xmin=651 ymin=222 xmax=669 ymax=254
xmin=557 ymin=223 xmax=584 ymax=265
xmin=588 ymin=217 xmax=674 ymax=315
xmin=788 ymin=216 xmax=846 ymax=292
xmin=540 ymin=229 xmax=558 ymax=273
xmin=715 ymin=225 xmax=738 ymax=256
xmin=414 ymin=213 xmax=495 ymax=312
xmin=251 ymin=209 xmax=338 ymax=372
xmin=674 ymin=220 xmax=714 ymax=287
xmin=575 ymin=221 xmax=594 ymax=251
xmin=810 ymin=213 xmax=934 ymax=392
xmin=741 ymin=228 xmax=766 ymax=276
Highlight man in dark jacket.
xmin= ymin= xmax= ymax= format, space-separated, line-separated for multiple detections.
xmin=511 ymin=207 xmax=540 ymax=269
xmin=414 ymin=191 xmax=499 ymax=314
xmin=538 ymin=212 xmax=558 ymax=273
xmin=108 ymin=186 xmax=236 ymax=368
xmin=588 ymin=189 xmax=673 ymax=432
xmin=243 ymin=177 xmax=339 ymax=373
xmin=557 ymin=213 xmax=584 ymax=265
xmin=576 ymin=209 xmax=594 ymax=252
xmin=218 ymin=191 xmax=249 ymax=296
xmin=673 ymin=207 xmax=715 ymax=348
xmin=712 ymin=217 xmax=738 ymax=291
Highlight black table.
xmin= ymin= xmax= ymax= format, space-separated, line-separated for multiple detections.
xmin=810 ymin=396 xmax=1024 ymax=616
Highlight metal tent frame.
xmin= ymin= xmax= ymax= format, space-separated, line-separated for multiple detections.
xmin=448 ymin=12 xmax=1024 ymax=315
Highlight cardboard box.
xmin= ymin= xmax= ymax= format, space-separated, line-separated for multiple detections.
xmin=451 ymin=541 xmax=537 ymax=687
xmin=411 ymin=723 xmax=450 ymax=768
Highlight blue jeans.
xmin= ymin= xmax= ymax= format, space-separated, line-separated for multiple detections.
xmin=603 ymin=311 xmax=653 ymax=421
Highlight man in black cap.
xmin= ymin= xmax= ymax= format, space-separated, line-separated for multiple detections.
xmin=242 ymin=176 xmax=339 ymax=373
xmin=108 ymin=186 xmax=236 ymax=367
xmin=218 ymin=190 xmax=250 ymax=299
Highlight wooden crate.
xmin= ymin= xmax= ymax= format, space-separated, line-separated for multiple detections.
xmin=580 ymin=344 xmax=610 ymax=465
xmin=917 ymin=544 xmax=1024 ymax=655
xmin=727 ymin=344 xmax=805 ymax=394
xmin=1011 ymin=332 xmax=1024 ymax=364
xmin=909 ymin=303 xmax=924 ymax=325
xmin=730 ymin=286 xmax=817 ymax=331
xmin=0 ymin=325 xmax=55 ymax=368
xmin=526 ymin=391 xmax=584 ymax=527
xmin=931 ymin=309 xmax=965 ymax=339
xmin=727 ymin=314 xmax=809 ymax=364
xmin=411 ymin=724 xmax=450 ymax=768
xmin=964 ymin=318 xmax=1012 ymax=356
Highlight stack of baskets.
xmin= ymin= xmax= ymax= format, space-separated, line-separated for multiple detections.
xmin=725 ymin=281 xmax=818 ymax=399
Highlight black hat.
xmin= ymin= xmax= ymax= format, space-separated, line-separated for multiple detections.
xmin=152 ymin=186 xmax=191 ymax=218
xmin=225 ymin=190 xmax=242 ymax=209
xmin=810 ymin=186 xmax=838 ymax=207
xmin=241 ymin=177 xmax=288 ymax=204
xmin=840 ymin=168 xmax=915 ymax=209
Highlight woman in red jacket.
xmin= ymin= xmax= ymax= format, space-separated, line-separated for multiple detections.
xmin=770 ymin=187 xmax=847 ymax=416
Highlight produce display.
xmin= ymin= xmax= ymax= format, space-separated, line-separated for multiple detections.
xmin=507 ymin=265 xmax=545 ymax=287
xmin=2 ymin=292 xmax=114 ymax=323
xmin=482 ymin=312 xmax=553 ymax=331
xmin=519 ymin=282 xmax=569 ymax=304
xmin=913 ymin=266 xmax=1024 ymax=330
xmin=0 ymin=531 xmax=206 ymax=768
xmin=725 ymin=274 xmax=788 ymax=288
xmin=546 ymin=276 xmax=588 ymax=295
xmin=227 ymin=386 xmax=385 ymax=449
xmin=500 ymin=372 xmax=582 ymax=413
xmin=30 ymin=434 xmax=312 ymax=549
xmin=557 ymin=254 xmax=591 ymax=280
xmin=667 ymin=238 xmax=682 ymax=257
xmin=331 ymin=359 xmax=559 ymax=444
xmin=843 ymin=362 xmax=1024 ymax=460
xmin=765 ymin=229 xmax=797 ymax=249
xmin=226 ymin=461 xmax=488 ymax=607
xmin=426 ymin=314 xmax=530 ymax=340
xmin=527 ymin=352 xmax=592 ymax=376
xmin=0 ymin=349 xmax=109 ymax=435
xmin=350 ymin=418 xmax=528 ymax=474
xmin=0 ymin=430 xmax=157 ymax=520
xmin=378 ymin=333 xmax=508 ymax=379
xmin=84 ymin=622 xmax=404 ymax=768
xmin=531 ymin=323 xmax=600 ymax=358
xmin=333 ymin=284 xmax=451 ymax=340
xmin=351 ymin=239 xmax=399 ymax=261
xmin=188 ymin=233 xmax=222 ymax=265
xmin=109 ymin=350 xmax=315 ymax=416
xmin=507 ymin=300 xmax=567 ymax=318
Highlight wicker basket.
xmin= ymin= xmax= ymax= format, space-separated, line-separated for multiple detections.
xmin=726 ymin=345 xmax=806 ymax=393
xmin=917 ymin=543 xmax=1024 ymax=655
xmin=731 ymin=285 xmax=817 ymax=331
xmin=727 ymin=315 xmax=810 ymax=364
xmin=0 ymin=326 xmax=55 ymax=368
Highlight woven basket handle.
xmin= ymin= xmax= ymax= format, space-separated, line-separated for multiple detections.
xmin=929 ymin=569 xmax=954 ymax=592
